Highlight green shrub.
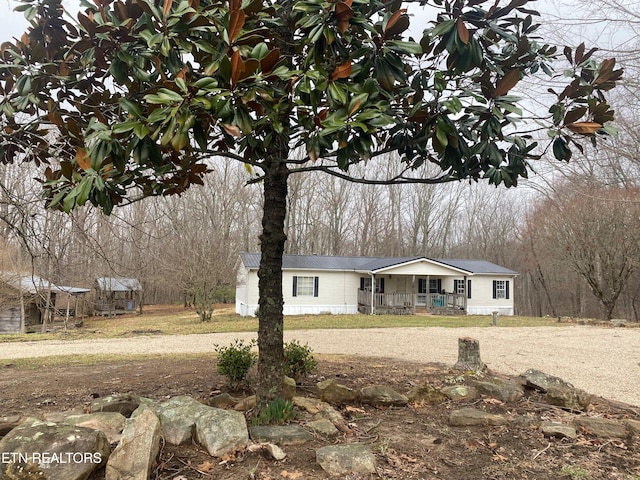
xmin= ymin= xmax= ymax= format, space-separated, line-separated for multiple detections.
xmin=252 ymin=398 xmax=295 ymax=425
xmin=214 ymin=339 xmax=257 ymax=386
xmin=283 ymin=340 xmax=318 ymax=381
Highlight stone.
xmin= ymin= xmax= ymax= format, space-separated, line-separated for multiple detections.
xmin=293 ymin=396 xmax=327 ymax=415
xmin=250 ymin=425 xmax=314 ymax=446
xmin=306 ymin=419 xmax=340 ymax=438
xmin=541 ymin=422 xmax=578 ymax=440
xmin=406 ymin=385 xmax=447 ymax=404
xmin=518 ymin=369 xmax=574 ymax=393
xmin=208 ymin=393 xmax=240 ymax=409
xmin=624 ymin=419 xmax=640 ymax=436
xmin=0 ymin=415 xmax=23 ymax=436
xmin=234 ymin=395 xmax=257 ymax=411
xmin=155 ymin=395 xmax=201 ymax=445
xmin=454 ymin=337 xmax=487 ymax=372
xmin=105 ymin=406 xmax=161 ymax=480
xmin=195 ymin=407 xmax=249 ymax=457
xmin=91 ymin=394 xmax=153 ymax=417
xmin=63 ymin=412 xmax=127 ymax=445
xmin=155 ymin=395 xmax=249 ymax=457
xmin=317 ymin=379 xmax=359 ymax=405
xmin=313 ymin=404 xmax=351 ymax=433
xmin=0 ymin=417 xmax=110 ymax=480
xmin=611 ymin=319 xmax=627 ymax=327
xmin=475 ymin=380 xmax=524 ymax=403
xmin=282 ymin=376 xmax=297 ymax=400
xmin=573 ymin=417 xmax=629 ymax=439
xmin=316 ymin=444 xmax=376 ymax=476
xmin=441 ymin=385 xmax=478 ymax=402
xmin=545 ymin=386 xmax=591 ymax=411
xmin=360 ymin=385 xmax=408 ymax=407
xmin=448 ymin=408 xmax=509 ymax=427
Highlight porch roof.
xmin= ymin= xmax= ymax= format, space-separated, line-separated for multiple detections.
xmin=239 ymin=254 xmax=517 ymax=276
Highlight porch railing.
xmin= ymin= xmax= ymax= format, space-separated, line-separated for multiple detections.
xmin=358 ymin=290 xmax=466 ymax=314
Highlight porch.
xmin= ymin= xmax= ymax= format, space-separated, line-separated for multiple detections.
xmin=357 ymin=289 xmax=466 ymax=315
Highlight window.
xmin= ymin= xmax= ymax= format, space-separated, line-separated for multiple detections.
xmin=429 ymin=279 xmax=441 ymax=294
xmin=493 ymin=280 xmax=510 ymax=300
xmin=454 ymin=279 xmax=472 ymax=298
xmin=360 ymin=277 xmax=385 ymax=293
xmin=293 ymin=276 xmax=318 ymax=297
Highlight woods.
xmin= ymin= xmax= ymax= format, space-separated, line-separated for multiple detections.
xmin=0 ymin=0 xmax=631 ymax=407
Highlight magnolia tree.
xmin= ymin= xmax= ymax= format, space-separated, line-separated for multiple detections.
xmin=0 ymin=0 xmax=621 ymax=405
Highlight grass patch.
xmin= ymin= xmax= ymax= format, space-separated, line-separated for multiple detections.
xmin=0 ymin=304 xmax=563 ymax=344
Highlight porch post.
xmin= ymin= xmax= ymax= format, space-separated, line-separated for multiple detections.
xmin=370 ymin=273 xmax=375 ymax=315
xmin=463 ymin=275 xmax=468 ymax=312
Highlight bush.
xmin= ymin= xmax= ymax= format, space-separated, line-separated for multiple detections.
xmin=252 ymin=398 xmax=295 ymax=425
xmin=283 ymin=340 xmax=318 ymax=381
xmin=215 ymin=339 xmax=257 ymax=386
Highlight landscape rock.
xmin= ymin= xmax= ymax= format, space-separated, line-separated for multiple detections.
xmin=475 ymin=379 xmax=524 ymax=403
xmin=63 ymin=412 xmax=127 ymax=445
xmin=155 ymin=395 xmax=202 ymax=445
xmin=293 ymin=396 xmax=327 ymax=415
xmin=316 ymin=444 xmax=376 ymax=476
xmin=406 ymin=385 xmax=447 ymax=404
xmin=624 ymin=419 xmax=640 ymax=436
xmin=545 ymin=386 xmax=591 ymax=411
xmin=313 ymin=404 xmax=351 ymax=433
xmin=317 ymin=379 xmax=359 ymax=405
xmin=441 ymin=385 xmax=478 ymax=401
xmin=449 ymin=408 xmax=509 ymax=427
xmin=519 ymin=369 xmax=574 ymax=393
xmin=250 ymin=425 xmax=314 ymax=446
xmin=195 ymin=406 xmax=249 ymax=457
xmin=360 ymin=385 xmax=408 ymax=407
xmin=248 ymin=442 xmax=287 ymax=460
xmin=91 ymin=394 xmax=153 ymax=417
xmin=573 ymin=417 xmax=629 ymax=439
xmin=155 ymin=395 xmax=249 ymax=457
xmin=541 ymin=422 xmax=578 ymax=439
xmin=105 ymin=405 xmax=161 ymax=480
xmin=0 ymin=415 xmax=23 ymax=436
xmin=282 ymin=376 xmax=297 ymax=400
xmin=0 ymin=417 xmax=110 ymax=480
xmin=306 ymin=418 xmax=340 ymax=438
xmin=208 ymin=392 xmax=240 ymax=409
xmin=234 ymin=395 xmax=257 ymax=411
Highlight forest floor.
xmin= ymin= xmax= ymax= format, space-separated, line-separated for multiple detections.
xmin=1 ymin=354 xmax=639 ymax=480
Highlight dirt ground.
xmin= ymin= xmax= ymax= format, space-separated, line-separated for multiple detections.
xmin=1 ymin=354 xmax=639 ymax=480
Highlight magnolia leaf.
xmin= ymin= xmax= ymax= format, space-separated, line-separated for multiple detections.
xmin=162 ymin=0 xmax=173 ymax=18
xmin=76 ymin=147 xmax=91 ymax=170
xmin=565 ymin=121 xmax=602 ymax=135
xmin=457 ymin=18 xmax=470 ymax=44
xmin=228 ymin=10 xmax=246 ymax=43
xmin=260 ymin=48 xmax=280 ymax=74
xmin=222 ymin=123 xmax=242 ymax=136
xmin=384 ymin=10 xmax=409 ymax=37
xmin=594 ymin=58 xmax=616 ymax=85
xmin=231 ymin=49 xmax=245 ymax=85
xmin=492 ymin=69 xmax=521 ymax=98
xmin=563 ymin=106 xmax=587 ymax=126
xmin=331 ymin=61 xmax=352 ymax=81
xmin=335 ymin=1 xmax=354 ymax=33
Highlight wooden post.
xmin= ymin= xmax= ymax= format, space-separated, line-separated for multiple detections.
xmin=454 ymin=337 xmax=487 ymax=372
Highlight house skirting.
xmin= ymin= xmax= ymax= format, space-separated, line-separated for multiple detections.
xmin=467 ymin=306 xmax=514 ymax=316
xmin=236 ymin=301 xmax=358 ymax=317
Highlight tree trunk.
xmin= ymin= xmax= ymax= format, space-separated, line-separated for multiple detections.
xmin=256 ymin=158 xmax=289 ymax=406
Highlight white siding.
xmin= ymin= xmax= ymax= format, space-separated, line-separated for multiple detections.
xmin=236 ymin=269 xmax=361 ymax=317
xmin=378 ymin=260 xmax=463 ymax=277
xmin=467 ymin=275 xmax=514 ymax=316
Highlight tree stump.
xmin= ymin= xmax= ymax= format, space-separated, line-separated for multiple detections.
xmin=454 ymin=337 xmax=487 ymax=372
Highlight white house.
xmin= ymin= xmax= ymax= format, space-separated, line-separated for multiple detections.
xmin=235 ymin=253 xmax=517 ymax=317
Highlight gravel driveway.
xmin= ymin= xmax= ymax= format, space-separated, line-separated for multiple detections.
xmin=1 ymin=326 xmax=638 ymax=407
